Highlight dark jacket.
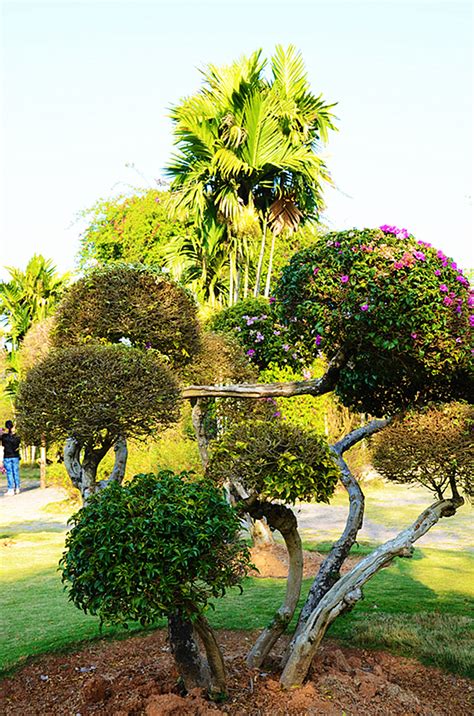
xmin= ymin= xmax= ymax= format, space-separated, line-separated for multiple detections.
xmin=2 ymin=432 xmax=20 ymax=459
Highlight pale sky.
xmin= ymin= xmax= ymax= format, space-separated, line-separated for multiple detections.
xmin=1 ymin=0 xmax=472 ymax=282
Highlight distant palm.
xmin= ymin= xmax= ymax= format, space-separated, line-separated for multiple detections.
xmin=166 ymin=45 xmax=336 ymax=305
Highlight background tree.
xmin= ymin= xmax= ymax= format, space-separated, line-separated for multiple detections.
xmin=167 ymin=45 xmax=336 ymax=306
xmin=78 ymin=189 xmax=195 ymax=270
xmin=0 ymin=255 xmax=69 ymax=395
xmin=60 ymin=471 xmax=252 ymax=697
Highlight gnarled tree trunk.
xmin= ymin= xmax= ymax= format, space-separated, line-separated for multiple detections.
xmin=280 ymin=494 xmax=464 ymax=689
xmin=285 ymin=419 xmax=389 ymax=660
xmin=168 ymin=613 xmax=211 ymax=692
xmin=64 ymin=435 xmax=126 ymax=505
xmin=246 ymin=500 xmax=303 ymax=669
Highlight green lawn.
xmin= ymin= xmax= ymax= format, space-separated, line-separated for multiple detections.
xmin=1 ymin=528 xmax=473 ymax=677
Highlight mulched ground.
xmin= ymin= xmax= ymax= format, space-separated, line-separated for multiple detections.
xmin=1 ymin=546 xmax=472 ymax=715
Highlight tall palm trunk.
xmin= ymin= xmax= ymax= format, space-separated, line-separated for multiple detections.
xmin=264 ymin=229 xmax=277 ymax=297
xmin=253 ymin=217 xmax=268 ymax=297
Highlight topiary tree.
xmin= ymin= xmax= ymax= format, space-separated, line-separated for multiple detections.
xmin=372 ymin=401 xmax=473 ymax=500
xmin=60 ymin=471 xmax=252 ymax=698
xmin=16 ymin=345 xmax=180 ymax=502
xmin=182 ymin=225 xmax=472 ymax=687
xmin=15 ymin=264 xmax=202 ymax=502
xmin=206 ymin=419 xmax=339 ymax=667
xmin=52 ymin=263 xmax=201 ymax=368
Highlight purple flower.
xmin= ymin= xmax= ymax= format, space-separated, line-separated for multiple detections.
xmin=145 ymin=341 xmax=152 ymax=349
xmin=456 ymin=275 xmax=469 ymax=287
xmin=314 ymin=335 xmax=322 ymax=346
xmin=399 ymin=229 xmax=409 ymax=239
xmin=340 ymin=275 xmax=349 ymax=284
xmin=439 ymin=284 xmax=448 ymax=293
xmin=272 ymin=411 xmax=282 ymax=418
xmin=273 ymin=329 xmax=281 ymax=336
xmin=468 ymin=295 xmax=474 ymax=307
xmin=313 ymin=267 xmax=319 ymax=275
xmin=443 ymin=296 xmax=453 ymax=306
xmin=282 ymin=344 xmax=289 ymax=352
xmin=451 ymin=262 xmax=457 ymax=270
xmin=437 ymin=250 xmax=446 ymax=260
xmin=246 ymin=317 xmax=256 ymax=326
xmin=334 ymin=241 xmax=341 ymax=247
xmin=456 ymin=337 xmax=462 ymax=343
xmin=269 ymin=296 xmax=276 ymax=304
xmin=413 ymin=251 xmax=426 ymax=261
xmin=455 ymin=305 xmax=462 ymax=314
xmin=469 ymin=315 xmax=474 ymax=327
xmin=246 ymin=349 xmax=256 ymax=357
xmin=255 ymin=331 xmax=264 ymax=343
xmin=302 ymin=369 xmax=311 ymax=380
xmin=434 ymin=269 xmax=442 ymax=276
xmin=360 ymin=303 xmax=369 ymax=312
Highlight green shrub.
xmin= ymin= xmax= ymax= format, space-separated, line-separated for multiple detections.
xmin=207 ymin=420 xmax=339 ymax=504
xmin=60 ymin=471 xmax=252 ymax=626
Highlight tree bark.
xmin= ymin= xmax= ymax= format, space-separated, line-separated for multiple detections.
xmin=194 ymin=615 xmax=227 ymax=698
xmin=291 ymin=419 xmax=389 ymax=638
xmin=182 ymin=351 xmax=345 ymax=400
xmin=98 ymin=437 xmax=128 ymax=489
xmin=280 ymin=494 xmax=464 ymax=689
xmin=249 ymin=516 xmax=275 ymax=547
xmin=246 ymin=501 xmax=303 ymax=669
xmin=191 ymin=398 xmax=211 ymax=470
xmin=63 ymin=437 xmax=113 ymax=505
xmin=168 ymin=613 xmax=211 ymax=692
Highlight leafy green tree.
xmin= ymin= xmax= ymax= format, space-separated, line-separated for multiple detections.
xmin=60 ymin=471 xmax=252 ymax=697
xmin=167 ymin=45 xmax=336 ymax=305
xmin=0 ymin=254 xmax=69 ymax=350
xmin=77 ymin=189 xmax=195 ymax=270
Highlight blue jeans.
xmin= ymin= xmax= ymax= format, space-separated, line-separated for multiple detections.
xmin=4 ymin=457 xmax=20 ymax=490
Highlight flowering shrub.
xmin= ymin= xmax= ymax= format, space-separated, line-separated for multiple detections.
xmin=208 ymin=297 xmax=312 ymax=371
xmin=276 ymin=227 xmax=473 ymax=414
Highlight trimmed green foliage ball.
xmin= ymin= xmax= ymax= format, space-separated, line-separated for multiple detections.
xmin=372 ymin=401 xmax=474 ymax=500
xmin=53 ymin=264 xmax=201 ymax=367
xmin=60 ymin=471 xmax=251 ymax=626
xmin=276 ymin=228 xmax=473 ymax=414
xmin=207 ymin=420 xmax=339 ymax=504
xmin=16 ymin=344 xmax=180 ymax=446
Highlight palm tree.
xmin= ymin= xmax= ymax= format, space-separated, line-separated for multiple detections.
xmin=166 ymin=45 xmax=337 ymax=305
xmin=0 ymin=255 xmax=70 ymax=393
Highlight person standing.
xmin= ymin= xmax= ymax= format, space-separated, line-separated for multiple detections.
xmin=1 ymin=420 xmax=21 ymax=496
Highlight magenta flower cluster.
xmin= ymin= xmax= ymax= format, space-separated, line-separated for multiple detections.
xmin=380 ymin=225 xmax=410 ymax=239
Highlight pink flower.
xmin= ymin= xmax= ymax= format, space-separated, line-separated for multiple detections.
xmin=443 ymin=296 xmax=453 ymax=306
xmin=410 ymin=333 xmax=418 ymax=339
xmin=314 ymin=335 xmax=322 ymax=346
xmin=269 ymin=296 xmax=276 ymax=304
xmin=360 ymin=303 xmax=369 ymax=312
xmin=313 ymin=267 xmax=319 ymax=275
xmin=456 ymin=275 xmax=469 ymax=287
xmin=469 ymin=315 xmax=474 ymax=327
xmin=413 ymin=251 xmax=426 ymax=261
xmin=302 ymin=368 xmax=311 ymax=380
xmin=340 ymin=275 xmax=349 ymax=284
xmin=439 ymin=284 xmax=448 ymax=293
xmin=468 ymin=295 xmax=474 ymax=307
xmin=434 ymin=269 xmax=441 ymax=276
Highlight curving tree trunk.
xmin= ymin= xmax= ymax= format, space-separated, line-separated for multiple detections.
xmin=191 ymin=398 xmax=211 ymax=470
xmin=286 ymin=419 xmax=389 ymax=658
xmin=253 ymin=217 xmax=268 ymax=297
xmin=246 ymin=500 xmax=303 ymax=669
xmin=64 ymin=435 xmax=127 ymax=505
xmin=280 ymin=494 xmax=464 ymax=689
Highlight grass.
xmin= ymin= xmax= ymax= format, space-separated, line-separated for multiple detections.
xmin=1 ymin=527 xmax=473 ymax=677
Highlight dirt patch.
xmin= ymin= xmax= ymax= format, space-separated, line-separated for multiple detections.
xmin=249 ymin=544 xmax=361 ymax=578
xmin=1 ymin=630 xmax=472 ymax=715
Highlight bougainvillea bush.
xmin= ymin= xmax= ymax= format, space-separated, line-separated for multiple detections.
xmin=276 ymin=226 xmax=473 ymax=414
xmin=208 ymin=297 xmax=312 ymax=371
